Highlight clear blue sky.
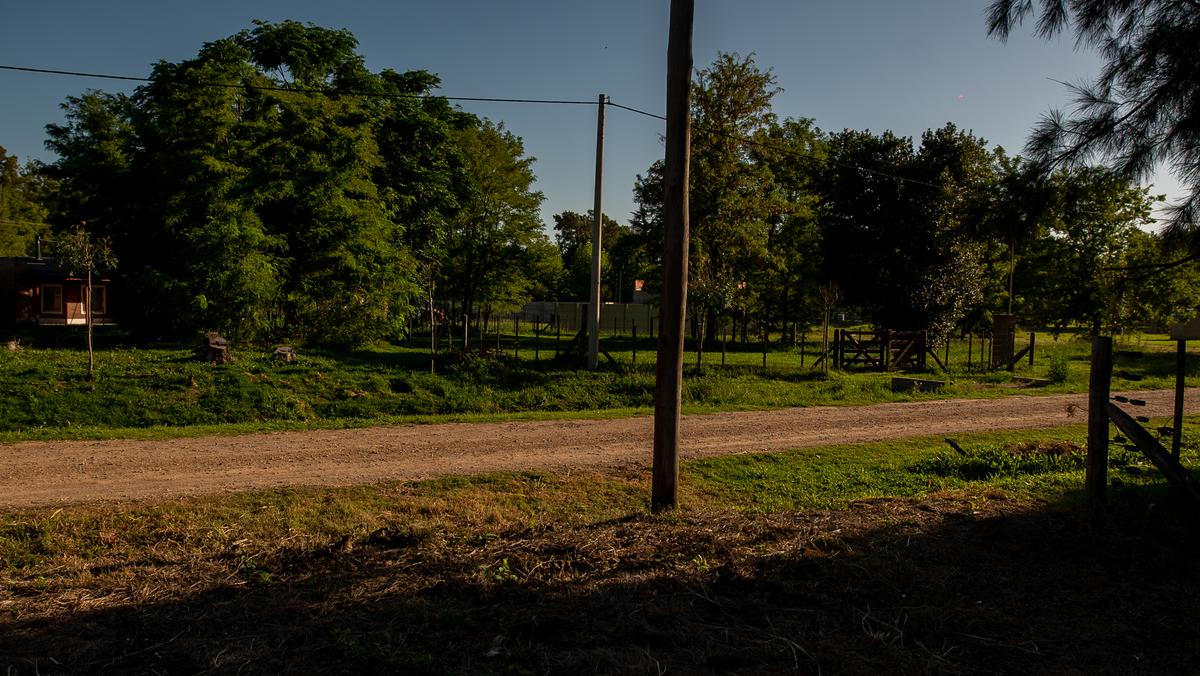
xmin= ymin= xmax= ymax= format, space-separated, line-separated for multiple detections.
xmin=0 ymin=0 xmax=1183 ymax=229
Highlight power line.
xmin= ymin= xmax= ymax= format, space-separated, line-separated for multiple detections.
xmin=0 ymin=64 xmax=598 ymax=106
xmin=0 ymin=65 xmax=148 ymax=83
xmin=606 ymin=99 xmax=945 ymax=190
xmin=0 ymin=63 xmax=997 ymax=192
xmin=607 ymin=101 xmax=666 ymax=121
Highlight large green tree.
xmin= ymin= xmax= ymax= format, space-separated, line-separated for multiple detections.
xmin=689 ymin=53 xmax=785 ymax=343
xmin=45 ymin=21 xmax=467 ymax=345
xmin=816 ymin=124 xmax=996 ymax=338
xmin=631 ymin=53 xmax=785 ymax=345
xmin=1018 ymin=166 xmax=1159 ymax=333
xmin=751 ymin=117 xmax=826 ymax=335
xmin=440 ymin=120 xmax=551 ymax=319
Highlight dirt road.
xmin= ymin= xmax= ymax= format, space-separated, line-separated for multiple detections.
xmin=2 ymin=389 xmax=1195 ymax=507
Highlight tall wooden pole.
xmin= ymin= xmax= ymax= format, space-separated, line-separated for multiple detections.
xmin=588 ymin=94 xmax=607 ymax=370
xmin=652 ymin=0 xmax=693 ymax=512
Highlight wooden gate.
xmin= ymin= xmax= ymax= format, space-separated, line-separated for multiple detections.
xmin=828 ymin=329 xmax=933 ymax=372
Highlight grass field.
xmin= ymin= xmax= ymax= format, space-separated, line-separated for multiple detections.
xmin=0 ymin=326 xmax=1194 ymax=441
xmin=2 ymin=424 xmax=1198 ymax=674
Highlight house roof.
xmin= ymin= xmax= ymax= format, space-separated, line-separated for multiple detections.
xmin=0 ymin=256 xmax=113 ymax=283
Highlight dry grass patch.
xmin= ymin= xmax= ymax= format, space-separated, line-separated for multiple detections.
xmin=2 ymin=475 xmax=1198 ymax=675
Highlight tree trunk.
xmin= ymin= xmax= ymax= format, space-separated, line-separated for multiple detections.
xmin=704 ymin=308 xmax=718 ymax=345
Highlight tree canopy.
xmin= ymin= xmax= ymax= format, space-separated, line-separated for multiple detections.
xmin=987 ymin=0 xmax=1200 ymax=234
xmin=41 ymin=20 xmax=548 ymax=345
xmin=0 ymin=147 xmax=51 ymax=257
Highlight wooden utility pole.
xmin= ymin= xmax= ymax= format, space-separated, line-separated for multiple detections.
xmin=588 ymin=94 xmax=607 ymax=370
xmin=652 ymin=0 xmax=694 ymax=512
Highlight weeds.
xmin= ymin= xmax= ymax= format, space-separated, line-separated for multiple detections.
xmin=912 ymin=440 xmax=1087 ymax=480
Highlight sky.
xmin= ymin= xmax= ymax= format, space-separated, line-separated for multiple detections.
xmin=0 ymin=0 xmax=1185 ymax=230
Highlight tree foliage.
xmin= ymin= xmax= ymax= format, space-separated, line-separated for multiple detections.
xmin=440 ymin=120 xmax=551 ymax=318
xmin=631 ymin=53 xmax=787 ymax=340
xmin=43 ymin=21 xmax=495 ymax=345
xmin=0 ymin=147 xmax=51 ymax=257
xmin=688 ymin=53 xmax=784 ymax=337
xmin=815 ymin=125 xmax=996 ymax=338
xmin=552 ymin=210 xmax=630 ymax=301
xmin=1017 ymin=166 xmax=1158 ymax=332
xmin=987 ymin=0 xmax=1200 ymax=233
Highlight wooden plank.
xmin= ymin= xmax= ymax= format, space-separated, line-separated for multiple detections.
xmin=1106 ymin=402 xmax=1200 ymax=511
xmin=925 ymin=345 xmax=947 ymax=372
xmin=1005 ymin=345 xmax=1031 ymax=371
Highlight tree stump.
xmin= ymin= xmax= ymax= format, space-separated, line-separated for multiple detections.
xmin=200 ymin=332 xmax=232 ymax=364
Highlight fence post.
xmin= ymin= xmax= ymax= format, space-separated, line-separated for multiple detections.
xmin=945 ymin=337 xmax=951 ymax=369
xmin=554 ymin=318 xmax=561 ymax=359
xmin=800 ymin=332 xmax=806 ymax=367
xmin=535 ymin=324 xmax=540 ymax=361
xmin=721 ymin=324 xmax=727 ymax=367
xmin=762 ymin=325 xmax=768 ymax=369
xmin=1174 ymin=339 xmax=1186 ymax=459
xmin=1087 ymin=336 xmax=1113 ymax=527
xmin=515 ymin=316 xmax=521 ymax=359
xmin=1028 ymin=332 xmax=1036 ymax=366
xmin=632 ymin=322 xmax=638 ymax=366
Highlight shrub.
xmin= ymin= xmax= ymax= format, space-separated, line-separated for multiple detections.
xmin=1047 ymin=354 xmax=1070 ymax=384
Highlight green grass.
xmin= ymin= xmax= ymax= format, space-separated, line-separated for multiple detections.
xmin=0 ymin=326 xmax=1194 ymax=441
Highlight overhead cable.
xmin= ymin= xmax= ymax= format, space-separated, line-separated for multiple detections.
xmin=0 ymin=64 xmax=597 ymax=106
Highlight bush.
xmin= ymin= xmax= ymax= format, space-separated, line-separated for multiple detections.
xmin=1046 ymin=354 xmax=1070 ymax=384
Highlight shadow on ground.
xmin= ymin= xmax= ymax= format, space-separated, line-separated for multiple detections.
xmin=2 ymin=491 xmax=1198 ymax=675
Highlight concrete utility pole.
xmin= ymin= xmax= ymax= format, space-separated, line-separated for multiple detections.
xmin=652 ymin=0 xmax=693 ymax=512
xmin=588 ymin=94 xmax=607 ymax=370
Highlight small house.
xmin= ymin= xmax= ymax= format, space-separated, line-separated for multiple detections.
xmin=0 ymin=256 xmax=115 ymax=326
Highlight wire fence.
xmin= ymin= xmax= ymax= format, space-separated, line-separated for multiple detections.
xmin=411 ymin=303 xmax=1045 ymax=375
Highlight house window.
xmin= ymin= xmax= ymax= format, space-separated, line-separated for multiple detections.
xmin=41 ymin=284 xmax=63 ymax=314
xmin=89 ymin=286 xmax=107 ymax=315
